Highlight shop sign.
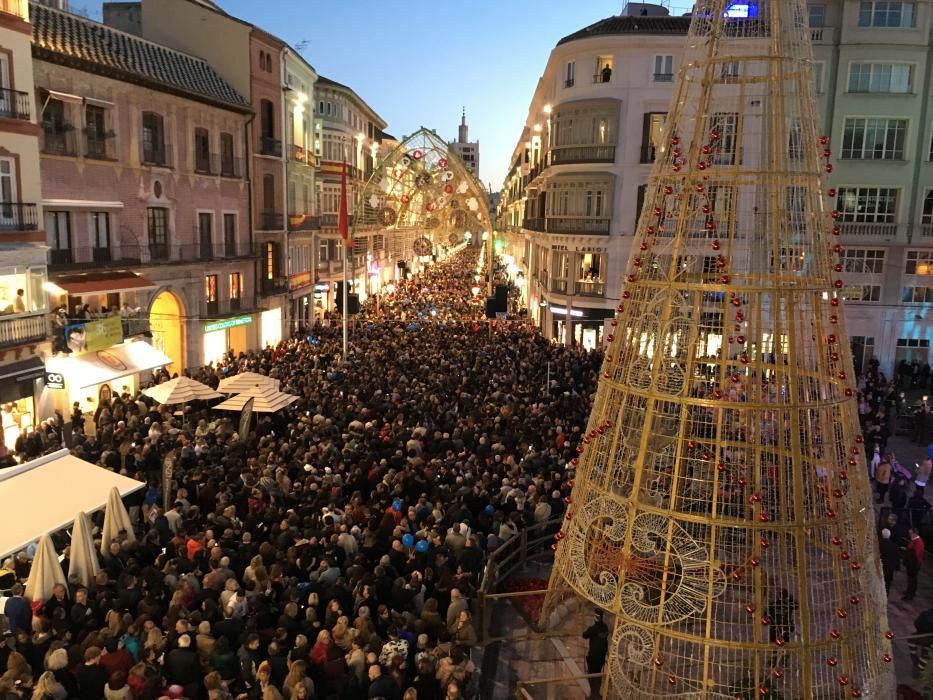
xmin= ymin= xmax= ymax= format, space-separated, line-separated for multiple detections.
xmin=63 ymin=315 xmax=124 ymax=355
xmin=203 ymin=315 xmax=253 ymax=333
xmin=576 ymin=246 xmax=605 ymax=253
xmin=289 ymin=271 xmax=312 ymax=290
xmin=45 ymin=372 xmax=65 ymax=390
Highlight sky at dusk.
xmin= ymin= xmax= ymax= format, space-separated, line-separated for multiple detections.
xmin=79 ymin=0 xmax=694 ymax=191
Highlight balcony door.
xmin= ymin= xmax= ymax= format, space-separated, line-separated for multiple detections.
xmin=0 ymin=54 xmax=10 ymax=117
xmin=0 ymin=157 xmax=17 ymax=228
xmin=198 ymin=212 xmax=213 ymax=259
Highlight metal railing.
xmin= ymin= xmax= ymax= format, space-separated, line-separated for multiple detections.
xmin=919 ymin=224 xmax=933 ymax=238
xmin=0 ymin=313 xmax=48 ymax=348
xmin=840 ymin=222 xmax=898 ymax=238
xmin=564 ymin=78 xmax=574 ymax=88
xmin=0 ymin=203 xmax=39 ymax=232
xmin=289 ymin=214 xmax=320 ymax=231
xmin=141 ymin=142 xmax=173 ymax=167
xmin=653 ymin=72 xmax=674 ymax=82
xmin=47 ymin=243 xmax=257 ymax=268
xmin=592 ymin=72 xmax=612 ymax=84
xmin=84 ymin=133 xmax=116 ymax=160
xmin=477 ymin=516 xmax=561 ymax=644
xmin=575 ymin=281 xmax=605 ymax=296
xmin=260 ymin=136 xmax=282 ymax=157
xmin=288 ymin=143 xmax=313 ymax=164
xmin=260 ymin=275 xmax=288 ymax=295
xmin=0 ymin=87 xmax=30 ymax=120
xmin=258 ymin=211 xmax=284 ymax=231
xmin=42 ymin=125 xmax=77 ymax=156
xmin=550 ymin=145 xmax=615 ymax=165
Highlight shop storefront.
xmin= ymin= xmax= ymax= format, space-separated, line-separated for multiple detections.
xmin=552 ymin=305 xmax=614 ymax=350
xmin=202 ymin=314 xmax=253 ymax=365
xmin=0 ymin=358 xmax=46 ymax=449
xmin=43 ymin=339 xmax=173 ymax=434
xmin=261 ymin=308 xmax=282 ymax=348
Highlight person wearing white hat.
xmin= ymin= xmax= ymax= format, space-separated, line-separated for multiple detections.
xmin=878 ymin=527 xmax=900 ymax=594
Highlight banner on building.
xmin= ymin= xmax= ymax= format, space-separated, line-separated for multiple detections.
xmin=63 ymin=315 xmax=124 ymax=355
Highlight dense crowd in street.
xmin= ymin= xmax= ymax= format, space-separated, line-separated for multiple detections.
xmin=0 ymin=246 xmax=602 ymax=700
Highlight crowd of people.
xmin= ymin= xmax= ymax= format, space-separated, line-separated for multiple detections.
xmin=0 ymin=246 xmax=602 ymax=699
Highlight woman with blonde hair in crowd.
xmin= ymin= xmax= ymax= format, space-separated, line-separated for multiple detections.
xmin=331 ymin=615 xmax=352 ymax=650
xmin=32 ymin=671 xmax=66 ymax=700
xmin=282 ymin=660 xmax=314 ymax=699
xmin=203 ymin=670 xmax=233 ymax=700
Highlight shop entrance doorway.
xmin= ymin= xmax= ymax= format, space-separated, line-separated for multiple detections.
xmin=149 ymin=290 xmax=185 ymax=373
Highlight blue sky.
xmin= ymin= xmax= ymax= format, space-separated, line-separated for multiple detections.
xmin=79 ymin=0 xmax=693 ymax=190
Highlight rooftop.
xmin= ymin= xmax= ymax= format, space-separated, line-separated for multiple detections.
xmin=557 ymin=14 xmax=691 ymax=45
xmin=316 ymin=74 xmax=387 ymax=128
xmin=31 ymin=2 xmax=251 ymax=112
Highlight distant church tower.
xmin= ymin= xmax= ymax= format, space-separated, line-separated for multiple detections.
xmin=449 ymin=107 xmax=479 ymax=178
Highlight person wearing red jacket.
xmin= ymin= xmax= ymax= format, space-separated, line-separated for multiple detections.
xmin=903 ymin=528 xmax=926 ymax=601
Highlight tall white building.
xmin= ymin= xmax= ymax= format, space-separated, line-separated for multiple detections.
xmin=498 ymin=0 xmax=933 ymax=374
xmin=449 ymin=108 xmax=479 ymax=177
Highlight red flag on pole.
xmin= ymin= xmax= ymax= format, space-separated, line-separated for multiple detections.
xmin=338 ymin=161 xmax=352 ymax=248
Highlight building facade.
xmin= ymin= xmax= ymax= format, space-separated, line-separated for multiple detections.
xmin=313 ymin=76 xmax=387 ymax=311
xmin=282 ymin=49 xmax=319 ymax=330
xmin=0 ymin=0 xmax=50 ymax=449
xmin=33 ymin=2 xmax=255 ymax=384
xmin=497 ymin=4 xmax=690 ymax=350
xmin=498 ymin=0 xmax=933 ymax=373
xmin=449 ymin=108 xmax=479 ymax=177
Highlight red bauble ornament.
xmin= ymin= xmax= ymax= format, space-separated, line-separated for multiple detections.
xmin=759 ymin=537 xmax=770 ymax=549
xmin=774 ymin=636 xmax=785 ymax=647
xmin=828 ymin=188 xmax=837 ymax=196
xmin=831 ymin=536 xmax=842 ymax=546
xmin=697 ymin=161 xmax=708 ymax=170
xmin=668 ymin=675 xmax=677 ymax=686
xmin=772 ymin=668 xmax=783 ymax=679
xmin=850 ymin=595 xmax=860 ymax=605
xmin=712 ymin=240 xmax=721 ymax=250
xmin=883 ymin=654 xmax=892 ymax=663
xmin=830 ymin=629 xmax=841 ymax=639
xmin=836 ymin=608 xmax=848 ymax=619
xmin=827 ymin=657 xmax=838 ymax=667
xmin=831 ymin=298 xmax=840 ymax=307
xmin=885 ymin=631 xmax=895 ymax=640
xmin=838 ymin=676 xmax=848 ymax=687
xmin=622 ymin=291 xmax=631 ymax=299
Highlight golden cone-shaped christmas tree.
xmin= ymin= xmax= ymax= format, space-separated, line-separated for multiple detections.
xmin=545 ymin=1 xmax=897 ymax=697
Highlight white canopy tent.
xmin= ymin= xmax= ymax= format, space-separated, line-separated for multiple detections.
xmin=213 ymin=383 xmax=298 ymax=413
xmin=143 ymin=376 xmax=222 ymax=405
xmin=216 ymin=372 xmax=280 ymax=394
xmin=0 ymin=449 xmax=144 ymax=559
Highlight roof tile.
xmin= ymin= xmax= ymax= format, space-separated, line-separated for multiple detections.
xmin=31 ymin=2 xmax=250 ymax=111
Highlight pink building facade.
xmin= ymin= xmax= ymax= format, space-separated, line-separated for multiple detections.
xmin=32 ymin=3 xmax=256 ymax=372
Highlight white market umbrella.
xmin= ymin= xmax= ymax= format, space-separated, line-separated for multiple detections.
xmin=100 ymin=486 xmax=136 ymax=556
xmin=24 ymin=534 xmax=66 ymax=602
xmin=217 ymin=372 xmax=280 ymax=394
xmin=69 ymin=511 xmax=99 ymax=588
xmin=213 ymin=383 xmax=298 ymax=413
xmin=143 ymin=376 xmax=222 ymax=405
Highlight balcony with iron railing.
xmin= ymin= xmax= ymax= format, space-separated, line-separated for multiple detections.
xmin=550 ymin=145 xmax=615 ymax=165
xmin=523 ymin=216 xmax=610 ymax=235
xmin=0 ymin=88 xmax=30 ymax=121
xmin=0 ymin=312 xmax=48 ymax=348
xmin=257 ymin=211 xmax=284 ymax=231
xmin=288 ymin=214 xmax=321 ymax=232
xmin=84 ymin=131 xmax=117 ymax=161
xmin=919 ymin=224 xmax=933 ymax=239
xmin=809 ymin=26 xmax=835 ymax=43
xmin=141 ymin=141 xmax=173 ymax=168
xmin=260 ymin=136 xmax=283 ymax=157
xmin=575 ymin=280 xmax=606 ymax=297
xmin=288 ymin=143 xmax=314 ymax=166
xmin=42 ymin=124 xmax=77 ymax=156
xmin=838 ymin=222 xmax=900 ymax=239
xmin=653 ymin=73 xmax=674 ymax=82
xmin=260 ymin=275 xmax=288 ymax=295
xmin=47 ymin=243 xmax=258 ymax=269
xmin=0 ymin=203 xmax=39 ymax=233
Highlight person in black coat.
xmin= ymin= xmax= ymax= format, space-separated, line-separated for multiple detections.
xmin=879 ymin=528 xmax=901 ymax=593
xmin=76 ymin=647 xmax=109 ymax=700
xmin=582 ymin=609 xmax=609 ymax=700
xmin=164 ymin=634 xmax=202 ymax=698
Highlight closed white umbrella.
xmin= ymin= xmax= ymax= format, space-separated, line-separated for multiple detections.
xmin=24 ymin=533 xmax=66 ymax=602
xmin=142 ymin=376 xmax=222 ymax=405
xmin=213 ymin=383 xmax=298 ymax=413
xmin=100 ymin=486 xmax=136 ymax=556
xmin=69 ymin=511 xmax=99 ymax=588
xmin=217 ymin=372 xmax=280 ymax=394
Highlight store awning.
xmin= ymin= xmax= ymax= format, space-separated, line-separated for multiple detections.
xmin=55 ymin=271 xmax=157 ymax=295
xmin=0 ymin=356 xmax=45 ymax=383
xmin=45 ymin=340 xmax=172 ymax=390
xmin=0 ymin=449 xmax=144 ymax=559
